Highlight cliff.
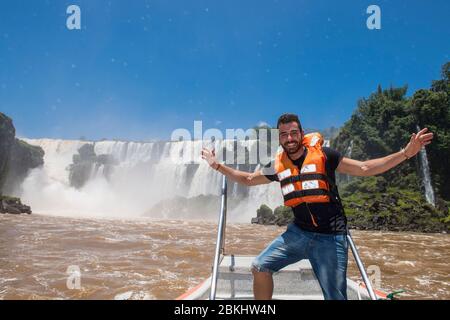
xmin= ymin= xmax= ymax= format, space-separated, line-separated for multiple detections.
xmin=0 ymin=112 xmax=44 ymax=196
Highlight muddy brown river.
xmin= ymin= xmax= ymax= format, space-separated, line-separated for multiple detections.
xmin=0 ymin=214 xmax=448 ymax=299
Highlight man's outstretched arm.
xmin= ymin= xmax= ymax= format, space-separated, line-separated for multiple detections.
xmin=337 ymin=128 xmax=434 ymax=177
xmin=201 ymin=148 xmax=271 ymax=186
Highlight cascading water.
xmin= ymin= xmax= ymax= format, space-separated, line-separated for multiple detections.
xmin=415 ymin=126 xmax=436 ymax=206
xmin=345 ymin=140 xmax=354 ymax=159
xmin=19 ymin=138 xmax=282 ymax=222
xmin=344 ymin=140 xmax=354 ymax=183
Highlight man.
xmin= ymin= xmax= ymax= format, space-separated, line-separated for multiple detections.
xmin=201 ymin=113 xmax=433 ymax=300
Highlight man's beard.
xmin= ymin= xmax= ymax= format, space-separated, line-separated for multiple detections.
xmin=282 ymin=141 xmax=302 ymax=155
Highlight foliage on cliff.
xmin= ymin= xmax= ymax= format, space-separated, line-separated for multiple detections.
xmin=0 ymin=112 xmax=44 ymax=195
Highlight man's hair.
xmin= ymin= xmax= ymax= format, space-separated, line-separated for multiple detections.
xmin=277 ymin=113 xmax=303 ymax=131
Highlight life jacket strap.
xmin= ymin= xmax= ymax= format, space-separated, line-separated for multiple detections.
xmin=283 ymin=189 xmax=332 ymax=202
xmin=280 ymin=173 xmax=331 ymax=187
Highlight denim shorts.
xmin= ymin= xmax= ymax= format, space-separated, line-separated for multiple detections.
xmin=251 ymin=222 xmax=349 ymax=300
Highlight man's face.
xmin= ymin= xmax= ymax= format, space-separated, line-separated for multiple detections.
xmin=278 ymin=122 xmax=303 ymax=155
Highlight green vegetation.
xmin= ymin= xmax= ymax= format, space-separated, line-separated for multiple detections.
xmin=256 ymin=204 xmax=273 ymax=218
xmin=254 ymin=62 xmax=449 ymax=233
xmin=0 ymin=195 xmax=20 ymax=202
xmin=274 ymin=205 xmax=294 ymax=220
xmin=253 ymin=204 xmax=294 ymax=226
xmin=331 ymin=62 xmax=450 ymax=232
xmin=333 ymin=62 xmax=449 ymax=201
xmin=341 ymin=177 xmax=449 ymax=232
xmin=0 ymin=112 xmax=44 ymax=195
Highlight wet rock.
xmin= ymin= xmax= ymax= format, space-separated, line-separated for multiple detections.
xmin=0 ymin=112 xmax=44 ymax=194
xmin=252 ymin=205 xmax=294 ymax=226
xmin=68 ymin=143 xmax=117 ymax=189
xmin=0 ymin=197 xmax=32 ymax=215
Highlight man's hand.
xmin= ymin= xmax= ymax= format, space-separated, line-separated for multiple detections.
xmin=201 ymin=148 xmax=219 ymax=169
xmin=337 ymin=127 xmax=434 ymax=177
xmin=403 ymin=128 xmax=434 ymax=158
xmin=200 ymin=147 xmax=271 ymax=186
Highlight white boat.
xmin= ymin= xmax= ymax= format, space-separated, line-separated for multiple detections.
xmin=178 ymin=177 xmax=389 ymax=301
xmin=177 ymin=255 xmax=388 ymax=300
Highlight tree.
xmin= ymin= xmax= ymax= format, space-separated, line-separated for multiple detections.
xmin=332 ymin=61 xmax=450 ymax=201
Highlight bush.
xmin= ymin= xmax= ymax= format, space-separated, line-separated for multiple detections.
xmin=274 ymin=205 xmax=294 ymax=219
xmin=256 ymin=204 xmax=273 ymax=219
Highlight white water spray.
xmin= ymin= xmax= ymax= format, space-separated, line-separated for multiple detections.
xmin=415 ymin=126 xmax=436 ymax=206
xmin=19 ymin=138 xmax=282 ymax=222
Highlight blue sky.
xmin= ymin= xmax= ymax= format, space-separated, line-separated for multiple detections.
xmin=0 ymin=0 xmax=449 ymax=141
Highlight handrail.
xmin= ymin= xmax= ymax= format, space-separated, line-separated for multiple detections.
xmin=208 ymin=175 xmax=376 ymax=300
xmin=209 ymin=175 xmax=228 ymax=300
xmin=347 ymin=230 xmax=377 ymax=300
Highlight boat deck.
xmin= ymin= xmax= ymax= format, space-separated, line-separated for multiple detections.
xmin=181 ymin=255 xmax=377 ymax=300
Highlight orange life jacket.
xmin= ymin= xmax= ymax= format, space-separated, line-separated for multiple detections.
xmin=274 ymin=132 xmax=332 ymax=208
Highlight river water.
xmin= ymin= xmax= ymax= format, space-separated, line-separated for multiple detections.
xmin=0 ymin=214 xmax=448 ymax=300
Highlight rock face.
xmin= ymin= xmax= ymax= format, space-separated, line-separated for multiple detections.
xmin=251 ymin=194 xmax=449 ymax=233
xmin=0 ymin=113 xmax=15 ymax=190
xmin=2 ymin=139 xmax=44 ymax=194
xmin=68 ymin=144 xmax=116 ymax=189
xmin=0 ymin=112 xmax=44 ymax=195
xmin=251 ymin=205 xmax=294 ymax=226
xmin=343 ymin=190 xmax=450 ymax=233
xmin=0 ymin=196 xmax=32 ymax=215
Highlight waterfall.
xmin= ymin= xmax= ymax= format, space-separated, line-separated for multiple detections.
xmin=415 ymin=126 xmax=436 ymax=206
xmin=344 ymin=140 xmax=354 ymax=183
xmin=19 ymin=138 xmax=282 ymax=222
xmin=418 ymin=146 xmax=436 ymax=206
xmin=345 ymin=140 xmax=354 ymax=159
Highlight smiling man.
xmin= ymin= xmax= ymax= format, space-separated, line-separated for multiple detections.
xmin=201 ymin=113 xmax=433 ymax=300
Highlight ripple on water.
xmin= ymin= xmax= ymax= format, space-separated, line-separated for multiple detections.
xmin=1 ymin=215 xmax=449 ymax=299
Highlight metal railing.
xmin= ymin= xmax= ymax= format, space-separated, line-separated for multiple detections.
xmin=347 ymin=230 xmax=377 ymax=300
xmin=209 ymin=175 xmax=227 ymax=300
xmin=208 ymin=175 xmax=377 ymax=300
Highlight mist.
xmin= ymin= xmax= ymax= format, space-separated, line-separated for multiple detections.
xmin=17 ymin=138 xmax=282 ymax=222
